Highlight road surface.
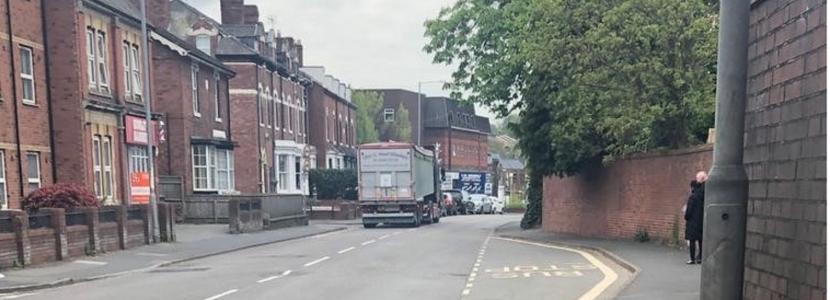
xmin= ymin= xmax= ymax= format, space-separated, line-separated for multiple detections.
xmin=0 ymin=215 xmax=625 ymax=300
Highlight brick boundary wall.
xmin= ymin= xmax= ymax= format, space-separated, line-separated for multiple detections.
xmin=0 ymin=204 xmax=174 ymax=269
xmin=542 ymin=145 xmax=713 ymax=241
xmin=744 ymin=0 xmax=826 ymax=299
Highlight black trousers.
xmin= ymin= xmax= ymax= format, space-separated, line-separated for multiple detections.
xmin=689 ymin=238 xmax=702 ymax=261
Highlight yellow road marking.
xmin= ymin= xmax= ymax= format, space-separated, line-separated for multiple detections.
xmin=493 ymin=237 xmax=619 ymax=300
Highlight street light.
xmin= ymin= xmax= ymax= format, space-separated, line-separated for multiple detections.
xmin=417 ymin=80 xmax=449 ymax=146
xmin=139 ymin=0 xmax=159 ymax=243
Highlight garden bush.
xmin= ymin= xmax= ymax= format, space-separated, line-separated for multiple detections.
xmin=22 ymin=183 xmax=100 ymax=212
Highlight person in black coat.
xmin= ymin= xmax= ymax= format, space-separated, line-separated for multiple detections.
xmin=684 ymin=171 xmax=707 ymax=265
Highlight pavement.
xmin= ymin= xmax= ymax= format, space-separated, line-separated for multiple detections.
xmin=496 ymin=222 xmax=702 ymax=300
xmin=0 ymin=215 xmax=631 ymax=300
xmin=0 ymin=224 xmax=347 ymax=293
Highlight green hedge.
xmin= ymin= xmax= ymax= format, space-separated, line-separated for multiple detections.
xmin=309 ymin=169 xmax=358 ymax=200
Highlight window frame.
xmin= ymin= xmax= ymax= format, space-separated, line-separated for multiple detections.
xmin=383 ymin=108 xmax=394 ymax=122
xmin=19 ymin=46 xmax=35 ymax=104
xmin=93 ymin=136 xmax=103 ymax=198
xmin=130 ymin=45 xmax=142 ymax=102
xmin=294 ymin=155 xmax=302 ymax=191
xmin=128 ymin=146 xmax=149 ymax=174
xmin=192 ymin=145 xmax=211 ymax=191
xmin=195 ymin=34 xmax=211 ymax=54
xmin=278 ymin=155 xmax=289 ymax=192
xmin=192 ymin=63 xmax=200 ymax=117
xmin=87 ymin=29 xmax=97 ymax=88
xmin=214 ymin=73 xmax=222 ymax=122
xmin=96 ymin=31 xmax=109 ymax=93
xmin=123 ymin=43 xmax=132 ymax=98
xmin=102 ymin=136 xmax=114 ymax=199
xmin=26 ymin=152 xmax=41 ymax=193
xmin=0 ymin=150 xmax=7 ymax=209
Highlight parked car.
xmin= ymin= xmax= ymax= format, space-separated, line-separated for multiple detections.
xmin=469 ymin=194 xmax=494 ymax=214
xmin=443 ymin=189 xmax=473 ymax=214
xmin=490 ymin=196 xmax=505 ymax=214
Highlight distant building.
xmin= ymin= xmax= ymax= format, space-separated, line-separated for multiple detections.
xmin=360 ymin=89 xmax=422 ymax=145
xmin=422 ymin=97 xmax=491 ymax=173
xmin=166 ymin=0 xmax=313 ymax=196
xmin=302 ymin=66 xmax=357 ymax=170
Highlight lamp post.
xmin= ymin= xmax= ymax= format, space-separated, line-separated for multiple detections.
xmin=700 ymin=1 xmax=750 ymax=299
xmin=417 ymin=80 xmax=449 ymax=146
xmin=138 ymin=0 xmax=159 ymax=243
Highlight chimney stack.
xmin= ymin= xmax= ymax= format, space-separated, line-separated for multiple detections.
xmin=243 ymin=5 xmax=260 ymax=25
xmin=148 ymin=0 xmax=170 ymax=28
xmin=220 ymin=0 xmax=244 ymax=25
xmin=295 ymin=40 xmax=304 ymax=67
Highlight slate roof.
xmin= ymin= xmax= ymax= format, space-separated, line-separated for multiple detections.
xmin=95 ymin=0 xmax=141 ymax=19
xmin=222 ymin=24 xmax=261 ymax=37
xmin=422 ymin=97 xmax=491 ymax=134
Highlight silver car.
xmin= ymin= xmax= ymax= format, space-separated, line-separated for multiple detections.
xmin=469 ymin=194 xmax=494 ymax=214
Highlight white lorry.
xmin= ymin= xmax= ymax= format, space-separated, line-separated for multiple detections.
xmin=358 ymin=142 xmax=441 ymax=228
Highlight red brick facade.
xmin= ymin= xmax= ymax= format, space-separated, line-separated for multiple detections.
xmin=151 ymin=30 xmax=235 ymax=196
xmin=743 ymin=0 xmax=826 ymax=299
xmin=44 ymin=0 xmax=161 ymax=206
xmin=306 ymin=73 xmax=356 ymax=170
xmin=0 ymin=0 xmax=53 ymax=209
xmin=542 ymin=145 xmax=713 ymax=239
xmin=423 ymin=128 xmax=489 ymax=172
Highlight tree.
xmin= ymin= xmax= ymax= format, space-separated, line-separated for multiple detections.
xmin=354 ymin=90 xmax=383 ymax=144
xmin=424 ymin=0 xmax=718 ymax=228
xmin=388 ymin=103 xmax=412 ymax=141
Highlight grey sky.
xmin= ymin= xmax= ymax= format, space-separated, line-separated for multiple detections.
xmin=182 ymin=0 xmax=500 ymax=121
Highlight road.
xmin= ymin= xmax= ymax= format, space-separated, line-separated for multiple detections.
xmin=1 ymin=215 xmax=625 ymax=300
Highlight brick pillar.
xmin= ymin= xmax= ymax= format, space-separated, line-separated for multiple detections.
xmin=228 ymin=199 xmax=240 ymax=234
xmin=42 ymin=208 xmax=67 ymax=261
xmin=11 ymin=211 xmax=31 ymax=266
xmin=83 ymin=207 xmax=100 ymax=253
xmin=140 ymin=205 xmax=150 ymax=244
xmin=158 ymin=203 xmax=175 ymax=242
xmin=115 ymin=206 xmax=127 ymax=250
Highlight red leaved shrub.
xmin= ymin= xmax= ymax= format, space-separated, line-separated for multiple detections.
xmin=23 ymin=183 xmax=100 ymax=212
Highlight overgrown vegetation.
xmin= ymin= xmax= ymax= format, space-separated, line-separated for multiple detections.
xmin=424 ymin=0 xmax=718 ymax=229
xmin=22 ymin=183 xmax=100 ymax=213
xmin=308 ymin=169 xmax=358 ymax=200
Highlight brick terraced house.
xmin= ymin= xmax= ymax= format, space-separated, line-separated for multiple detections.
xmin=0 ymin=0 xmax=52 ymax=209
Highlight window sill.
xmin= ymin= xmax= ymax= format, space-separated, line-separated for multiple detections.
xmin=215 ymin=118 xmax=222 ymax=123
xmin=89 ymin=90 xmax=112 ymax=98
xmin=22 ymin=101 xmax=38 ymax=107
xmin=194 ymin=113 xmax=202 ymax=118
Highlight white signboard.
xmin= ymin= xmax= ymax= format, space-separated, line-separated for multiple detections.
xmin=360 ymin=149 xmax=410 ymax=172
xmin=379 ymin=174 xmax=393 ymax=187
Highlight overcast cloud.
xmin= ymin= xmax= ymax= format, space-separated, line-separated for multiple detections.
xmin=181 ymin=0 xmax=499 ymax=121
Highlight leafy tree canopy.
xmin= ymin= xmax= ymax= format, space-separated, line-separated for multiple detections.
xmin=354 ymin=90 xmax=384 ymax=144
xmin=424 ymin=0 xmax=718 ymax=178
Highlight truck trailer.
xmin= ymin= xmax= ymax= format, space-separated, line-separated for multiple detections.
xmin=358 ymin=142 xmax=441 ymax=228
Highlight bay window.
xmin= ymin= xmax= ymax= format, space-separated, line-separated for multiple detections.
xmin=192 ymin=145 xmax=234 ymax=192
xmin=278 ymin=155 xmax=289 ymax=192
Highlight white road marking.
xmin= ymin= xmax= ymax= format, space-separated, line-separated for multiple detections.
xmin=312 ymin=230 xmax=344 ymax=239
xmin=338 ymin=247 xmax=356 ymax=254
xmin=0 ymin=273 xmax=4 ymax=279
xmin=0 ymin=293 xmax=39 ymax=299
xmin=379 ymin=234 xmax=390 ymax=240
xmin=74 ymin=260 xmax=107 ymax=265
xmin=136 ymin=252 xmax=168 ymax=257
xmin=466 ymin=283 xmax=473 ymax=288
xmin=474 ymin=263 xmax=481 ymax=267
xmin=204 ymin=289 xmax=238 ymax=300
xmin=362 ymin=239 xmax=376 ymax=245
xmin=393 ymin=231 xmax=402 ymax=235
xmin=304 ymin=256 xmax=330 ymax=267
xmin=494 ymin=237 xmax=620 ymax=300
xmin=462 ymin=289 xmax=471 ymax=295
xmin=473 ymin=267 xmax=479 ymax=272
xmin=257 ymin=270 xmax=292 ymax=283
xmin=470 ymin=273 xmax=477 ymax=278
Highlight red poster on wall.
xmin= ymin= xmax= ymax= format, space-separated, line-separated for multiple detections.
xmin=130 ymin=172 xmax=150 ymax=204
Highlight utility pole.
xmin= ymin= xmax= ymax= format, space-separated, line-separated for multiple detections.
xmin=700 ymin=1 xmax=750 ymax=299
xmin=139 ymin=0 xmax=160 ymax=243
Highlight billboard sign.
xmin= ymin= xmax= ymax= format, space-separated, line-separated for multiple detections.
xmin=454 ymin=172 xmax=488 ymax=194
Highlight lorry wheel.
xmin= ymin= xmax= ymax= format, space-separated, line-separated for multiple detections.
xmin=363 ymin=223 xmax=377 ymax=228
